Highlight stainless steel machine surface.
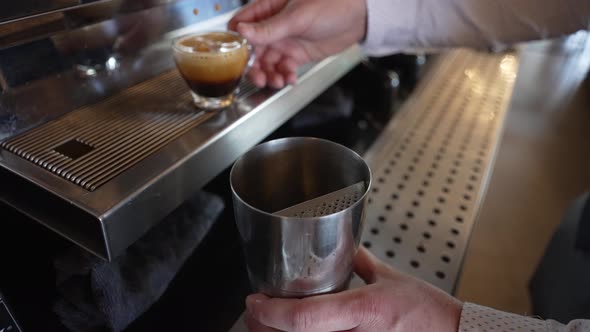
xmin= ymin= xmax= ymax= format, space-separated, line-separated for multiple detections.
xmin=0 ymin=1 xmax=364 ymax=260
xmin=231 ymin=138 xmax=371 ymax=298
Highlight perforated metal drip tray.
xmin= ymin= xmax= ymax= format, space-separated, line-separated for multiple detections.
xmin=358 ymin=49 xmax=518 ymax=293
xmin=0 ymin=46 xmax=363 ymax=261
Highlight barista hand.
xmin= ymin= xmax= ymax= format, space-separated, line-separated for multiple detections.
xmin=228 ymin=0 xmax=367 ymax=89
xmin=244 ymin=247 xmax=463 ymax=332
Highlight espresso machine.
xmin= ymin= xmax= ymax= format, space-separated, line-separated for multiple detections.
xmin=0 ymin=1 xmax=425 ymax=331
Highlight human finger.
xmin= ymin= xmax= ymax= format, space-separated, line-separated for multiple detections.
xmin=261 ymin=47 xmax=282 ymax=66
xmin=353 ymin=247 xmax=380 ymax=284
xmin=228 ymin=0 xmax=289 ymax=31
xmin=246 ymin=291 xmax=366 ymax=332
xmin=236 ymin=6 xmax=300 ymax=46
xmin=248 ymin=67 xmax=267 ymax=87
xmin=245 ymin=312 xmax=283 ymax=332
xmin=276 ymin=57 xmax=298 ymax=85
xmin=267 ymin=71 xmax=285 ymax=89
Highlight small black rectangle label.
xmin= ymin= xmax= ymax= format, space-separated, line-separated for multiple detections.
xmin=53 ymin=139 xmax=94 ymax=160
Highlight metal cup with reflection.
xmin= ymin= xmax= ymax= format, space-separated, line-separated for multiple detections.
xmin=230 ymin=138 xmax=372 ymax=298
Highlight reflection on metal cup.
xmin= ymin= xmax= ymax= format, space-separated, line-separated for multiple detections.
xmin=230 ymin=137 xmax=372 ymax=297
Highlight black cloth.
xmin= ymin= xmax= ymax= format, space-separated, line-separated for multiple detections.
xmin=575 ymin=194 xmax=590 ymax=252
xmin=530 ymin=192 xmax=590 ymax=322
xmin=53 ymin=190 xmax=224 ymax=332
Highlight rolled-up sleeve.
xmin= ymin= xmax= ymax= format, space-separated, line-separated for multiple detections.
xmin=362 ymin=0 xmax=590 ymax=55
xmin=459 ymin=302 xmax=590 ymax=332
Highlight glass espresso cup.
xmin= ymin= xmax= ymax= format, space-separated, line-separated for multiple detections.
xmin=173 ymin=31 xmax=252 ymax=110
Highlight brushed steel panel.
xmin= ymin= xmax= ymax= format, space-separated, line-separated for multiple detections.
xmin=0 ymin=46 xmax=363 ymax=260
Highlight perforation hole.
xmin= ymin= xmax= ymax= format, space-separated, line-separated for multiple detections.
xmin=417 ymin=245 xmax=426 ymax=253
xmin=386 ymin=250 xmax=395 ymax=258
xmin=378 ymin=177 xmax=385 ymax=183
xmin=456 ymin=216 xmax=464 ymax=223
xmin=428 ymin=220 xmax=437 ymax=227
xmin=410 ymin=260 xmax=420 ymax=268
xmin=423 ymin=231 xmax=431 ymax=239
xmin=391 ymin=193 xmax=399 ymax=200
xmin=378 ymin=216 xmax=386 ymax=223
xmin=441 ymin=255 xmax=451 ymax=263
xmin=436 ymin=271 xmax=446 ymax=279
xmin=451 ymin=228 xmax=460 ymax=235
xmin=393 ymin=236 xmax=402 ymax=244
xmin=446 ymin=241 xmax=455 ymax=249
xmin=400 ymin=224 xmax=408 ymax=231
xmin=371 ymin=228 xmax=379 ymax=235
xmin=363 ymin=241 xmax=372 ymax=248
xmin=406 ymin=211 xmax=414 ymax=219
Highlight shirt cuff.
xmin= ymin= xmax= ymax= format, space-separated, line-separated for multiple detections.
xmin=361 ymin=0 xmax=418 ymax=56
xmin=459 ymin=303 xmax=547 ymax=332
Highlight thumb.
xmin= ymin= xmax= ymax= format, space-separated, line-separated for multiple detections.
xmin=236 ymin=11 xmax=295 ymax=45
xmin=353 ymin=247 xmax=384 ymax=284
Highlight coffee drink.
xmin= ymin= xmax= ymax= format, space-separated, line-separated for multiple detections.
xmin=173 ymin=31 xmax=251 ymax=110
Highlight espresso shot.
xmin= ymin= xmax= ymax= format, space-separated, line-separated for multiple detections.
xmin=173 ymin=31 xmax=251 ymax=110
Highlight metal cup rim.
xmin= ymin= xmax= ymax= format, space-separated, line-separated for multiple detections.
xmin=230 ymin=137 xmax=372 ymax=220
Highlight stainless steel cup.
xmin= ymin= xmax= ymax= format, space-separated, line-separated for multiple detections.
xmin=230 ymin=137 xmax=372 ymax=297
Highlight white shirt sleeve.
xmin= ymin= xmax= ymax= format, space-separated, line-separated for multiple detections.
xmin=363 ymin=0 xmax=590 ymax=56
xmin=459 ymin=302 xmax=590 ymax=332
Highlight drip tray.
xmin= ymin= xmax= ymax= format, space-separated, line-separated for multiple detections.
xmin=1 ymin=70 xmax=219 ymax=191
xmin=0 ymin=46 xmax=363 ymax=261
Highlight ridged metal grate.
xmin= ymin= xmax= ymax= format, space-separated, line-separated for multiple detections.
xmin=358 ymin=49 xmax=519 ymax=293
xmin=1 ymin=70 xmax=259 ymax=191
